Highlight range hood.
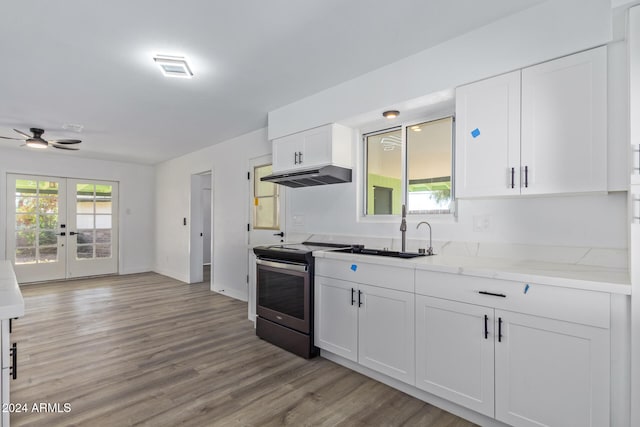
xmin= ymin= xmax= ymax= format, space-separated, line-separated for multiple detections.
xmin=260 ymin=165 xmax=352 ymax=188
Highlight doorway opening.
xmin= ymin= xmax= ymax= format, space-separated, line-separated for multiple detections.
xmin=189 ymin=171 xmax=212 ymax=284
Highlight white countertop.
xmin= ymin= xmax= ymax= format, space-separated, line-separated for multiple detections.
xmin=313 ymin=250 xmax=631 ymax=295
xmin=0 ymin=260 xmax=25 ymax=319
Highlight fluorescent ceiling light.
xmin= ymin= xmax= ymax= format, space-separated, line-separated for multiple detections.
xmin=153 ymin=55 xmax=193 ymax=78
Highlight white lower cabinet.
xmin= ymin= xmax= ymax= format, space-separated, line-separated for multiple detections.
xmin=415 ymin=293 xmax=610 ymax=427
xmin=315 ymin=276 xmax=358 ymax=361
xmin=495 ymin=310 xmax=610 ymax=427
xmin=315 ymin=276 xmax=415 ymax=384
xmin=415 ymin=296 xmax=495 ymax=417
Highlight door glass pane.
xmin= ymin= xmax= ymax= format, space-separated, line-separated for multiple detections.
xmin=14 ymin=178 xmax=60 ymax=265
xmin=39 ymin=230 xmax=57 ymax=246
xmin=77 ymin=230 xmax=94 ymax=244
xmin=77 ymin=245 xmax=93 ymax=259
xmin=95 ymin=244 xmax=111 ymax=259
xmin=39 ymin=247 xmax=58 ymax=263
xmin=366 ymin=129 xmax=402 ymax=215
xmin=15 ymin=231 xmax=35 ymax=247
xmin=95 ymin=215 xmax=112 ymax=229
xmin=75 ymin=183 xmax=112 ymax=261
xmin=253 ymin=165 xmax=280 ymax=230
xmin=77 ymin=215 xmax=94 ymax=229
xmin=16 ymin=248 xmax=36 ymax=264
xmin=96 ymin=230 xmax=111 ymax=243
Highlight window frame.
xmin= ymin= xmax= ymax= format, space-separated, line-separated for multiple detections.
xmin=361 ymin=115 xmax=456 ymax=220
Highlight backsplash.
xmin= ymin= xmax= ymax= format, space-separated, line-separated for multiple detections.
xmin=289 ymin=232 xmax=628 ymax=271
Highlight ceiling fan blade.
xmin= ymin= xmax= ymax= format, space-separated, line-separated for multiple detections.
xmin=13 ymin=129 xmax=31 ymax=138
xmin=49 ymin=139 xmax=81 ymax=144
xmin=0 ymin=135 xmax=25 ymax=140
xmin=52 ymin=144 xmax=79 ymax=151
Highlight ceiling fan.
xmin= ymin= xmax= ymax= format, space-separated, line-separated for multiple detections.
xmin=0 ymin=128 xmax=81 ymax=150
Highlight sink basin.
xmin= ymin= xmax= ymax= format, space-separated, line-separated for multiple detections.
xmin=332 ymin=247 xmax=433 ymax=258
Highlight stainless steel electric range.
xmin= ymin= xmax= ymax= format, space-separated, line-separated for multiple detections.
xmin=253 ymin=241 xmax=360 ymax=358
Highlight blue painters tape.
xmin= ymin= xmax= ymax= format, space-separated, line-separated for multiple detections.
xmin=471 ymin=128 xmax=480 ymax=138
xmin=350 ymin=264 xmax=357 ymax=272
xmin=524 ymin=284 xmax=530 ymax=294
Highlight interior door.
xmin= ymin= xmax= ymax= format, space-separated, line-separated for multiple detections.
xmin=7 ymin=174 xmax=67 ymax=283
xmin=66 ymin=179 xmax=118 ymax=278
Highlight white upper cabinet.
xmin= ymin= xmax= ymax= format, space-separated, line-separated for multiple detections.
xmin=521 ymin=47 xmax=607 ymax=195
xmin=272 ymin=123 xmax=352 ymax=173
xmin=455 ymin=46 xmax=607 ymax=198
xmin=456 ymin=70 xmax=521 ymax=198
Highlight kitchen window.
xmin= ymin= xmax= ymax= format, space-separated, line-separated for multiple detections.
xmin=364 ymin=116 xmax=453 ymax=216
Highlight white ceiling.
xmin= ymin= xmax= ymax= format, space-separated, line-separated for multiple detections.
xmin=0 ymin=0 xmax=542 ymax=165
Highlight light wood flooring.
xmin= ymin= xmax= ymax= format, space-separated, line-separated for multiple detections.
xmin=10 ymin=271 xmax=477 ymax=427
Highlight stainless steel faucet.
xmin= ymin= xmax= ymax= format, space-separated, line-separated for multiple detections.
xmin=416 ymin=221 xmax=434 ymax=255
xmin=400 ymin=204 xmax=407 ymax=252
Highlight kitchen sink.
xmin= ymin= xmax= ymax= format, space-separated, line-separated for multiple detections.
xmin=332 ymin=247 xmax=432 ymax=258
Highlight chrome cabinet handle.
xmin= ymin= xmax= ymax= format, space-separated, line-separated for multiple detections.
xmin=294 ymin=152 xmax=299 ymax=164
xmin=298 ymin=151 xmax=303 ymax=164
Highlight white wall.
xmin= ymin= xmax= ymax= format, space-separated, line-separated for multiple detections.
xmin=269 ymin=0 xmax=629 ymax=252
xmin=155 ymin=128 xmax=270 ymax=300
xmin=0 ymin=147 xmax=155 ymax=274
xmin=269 ymin=0 xmax=612 ymax=140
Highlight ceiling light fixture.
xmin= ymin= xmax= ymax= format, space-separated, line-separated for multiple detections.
xmin=26 ymin=139 xmax=48 ymax=149
xmin=153 ymin=55 xmax=193 ymax=78
xmin=382 ymin=110 xmax=400 ymax=119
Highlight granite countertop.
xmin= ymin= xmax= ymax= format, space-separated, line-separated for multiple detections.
xmin=313 ymin=250 xmax=631 ymax=295
xmin=0 ymin=260 xmax=25 ymax=319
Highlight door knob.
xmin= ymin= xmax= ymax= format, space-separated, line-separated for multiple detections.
xmin=273 ymin=232 xmax=284 ymax=237
xmin=69 ymin=231 xmax=78 ymax=236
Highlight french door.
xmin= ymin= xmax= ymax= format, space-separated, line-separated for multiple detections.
xmin=6 ymin=174 xmax=119 ymax=283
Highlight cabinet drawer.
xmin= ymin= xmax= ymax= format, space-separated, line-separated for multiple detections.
xmin=316 ymin=258 xmax=413 ymax=293
xmin=415 ymin=270 xmax=610 ymax=328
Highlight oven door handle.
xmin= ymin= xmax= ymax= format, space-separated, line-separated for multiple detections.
xmin=256 ymin=258 xmax=308 ymax=273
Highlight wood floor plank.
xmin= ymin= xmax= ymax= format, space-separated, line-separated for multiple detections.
xmin=9 ymin=271 xmax=477 ymax=427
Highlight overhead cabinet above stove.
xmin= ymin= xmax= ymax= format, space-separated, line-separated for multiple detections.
xmin=262 ymin=123 xmax=353 ymax=188
xmin=455 ymin=46 xmax=607 ymax=198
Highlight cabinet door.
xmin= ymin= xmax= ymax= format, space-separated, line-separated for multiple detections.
xmin=272 ymin=133 xmax=300 ymax=172
xmin=298 ymin=125 xmax=332 ymax=169
xmin=314 ymin=277 xmax=358 ymax=362
xmin=415 ymin=295 xmax=495 ymax=417
xmin=521 ymin=47 xmax=607 ymax=195
xmin=358 ymin=284 xmax=414 ymax=385
xmin=495 ymin=310 xmax=610 ymax=427
xmin=455 ymin=70 xmax=521 ymax=198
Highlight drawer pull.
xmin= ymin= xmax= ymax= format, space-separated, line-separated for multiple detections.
xmin=351 ymin=288 xmax=355 ymax=306
xmin=358 ymin=290 xmax=363 ymax=307
xmin=478 ymin=291 xmax=506 ymax=298
xmin=498 ymin=317 xmax=503 ymax=343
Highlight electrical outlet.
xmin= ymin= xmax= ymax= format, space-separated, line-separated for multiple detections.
xmin=473 ymin=215 xmax=490 ymax=232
